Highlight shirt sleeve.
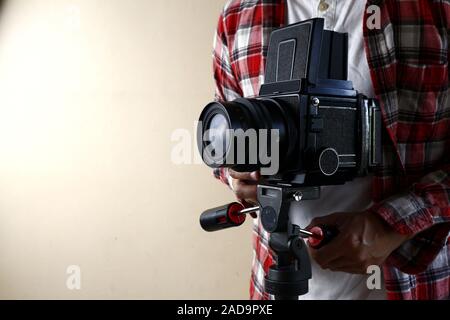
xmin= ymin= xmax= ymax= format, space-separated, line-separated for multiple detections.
xmin=211 ymin=7 xmax=243 ymax=188
xmin=369 ymin=166 xmax=450 ymax=274
xmin=212 ymin=7 xmax=243 ymax=102
xmin=363 ymin=0 xmax=450 ymax=274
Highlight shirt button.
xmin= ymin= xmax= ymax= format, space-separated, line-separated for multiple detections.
xmin=318 ymin=1 xmax=329 ymax=12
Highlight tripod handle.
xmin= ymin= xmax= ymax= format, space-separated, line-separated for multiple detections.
xmin=200 ymin=202 xmax=247 ymax=232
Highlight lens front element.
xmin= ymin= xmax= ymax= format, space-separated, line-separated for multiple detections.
xmin=207 ymin=113 xmax=230 ymax=158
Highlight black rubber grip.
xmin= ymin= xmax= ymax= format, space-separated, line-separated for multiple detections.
xmin=200 ymin=202 xmax=245 ymax=232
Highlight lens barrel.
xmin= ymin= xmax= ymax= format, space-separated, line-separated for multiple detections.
xmin=197 ymin=98 xmax=295 ymax=173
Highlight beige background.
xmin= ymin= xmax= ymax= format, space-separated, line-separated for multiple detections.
xmin=0 ymin=0 xmax=254 ymax=299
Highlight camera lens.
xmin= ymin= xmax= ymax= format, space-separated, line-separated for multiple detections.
xmin=207 ymin=113 xmax=230 ymax=157
xmin=197 ymin=98 xmax=296 ymax=173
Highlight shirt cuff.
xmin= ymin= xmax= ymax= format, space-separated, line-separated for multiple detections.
xmin=369 ymin=191 xmax=435 ymax=235
xmin=369 ymin=191 xmax=450 ymax=273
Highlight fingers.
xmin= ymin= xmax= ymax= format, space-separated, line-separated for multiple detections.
xmin=309 ymin=232 xmax=345 ymax=268
xmin=229 ymin=170 xmax=260 ymax=211
xmin=229 ymin=170 xmax=260 ymax=182
xmin=240 ymin=199 xmax=258 ymax=218
xmin=307 ymin=211 xmax=388 ymax=274
xmin=318 ymin=251 xmax=375 ymax=274
xmin=309 ymin=230 xmax=371 ymax=274
xmin=231 ymin=179 xmax=257 ymax=202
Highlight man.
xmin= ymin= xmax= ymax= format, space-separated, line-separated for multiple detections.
xmin=212 ymin=0 xmax=450 ymax=300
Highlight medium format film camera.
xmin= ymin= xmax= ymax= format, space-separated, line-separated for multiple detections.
xmin=197 ymin=18 xmax=382 ymax=299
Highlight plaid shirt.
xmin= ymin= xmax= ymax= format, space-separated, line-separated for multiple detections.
xmin=212 ymin=0 xmax=450 ymax=300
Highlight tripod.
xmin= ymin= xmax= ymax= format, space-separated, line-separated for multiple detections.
xmin=200 ymin=183 xmax=337 ymax=299
xmin=257 ymin=184 xmax=320 ymax=300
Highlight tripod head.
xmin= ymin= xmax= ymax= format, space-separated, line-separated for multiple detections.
xmin=200 ymin=182 xmax=338 ymax=299
xmin=257 ymin=184 xmax=317 ymax=299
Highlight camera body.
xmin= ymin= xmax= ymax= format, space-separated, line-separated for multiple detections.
xmin=198 ymin=18 xmax=382 ymax=188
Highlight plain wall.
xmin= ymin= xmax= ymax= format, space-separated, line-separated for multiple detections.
xmin=0 ymin=0 xmax=254 ymax=299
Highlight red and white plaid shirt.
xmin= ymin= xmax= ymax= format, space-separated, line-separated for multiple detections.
xmin=212 ymin=0 xmax=450 ymax=300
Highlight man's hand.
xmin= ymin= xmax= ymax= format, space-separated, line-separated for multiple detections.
xmin=228 ymin=169 xmax=260 ymax=206
xmin=307 ymin=211 xmax=412 ymax=274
